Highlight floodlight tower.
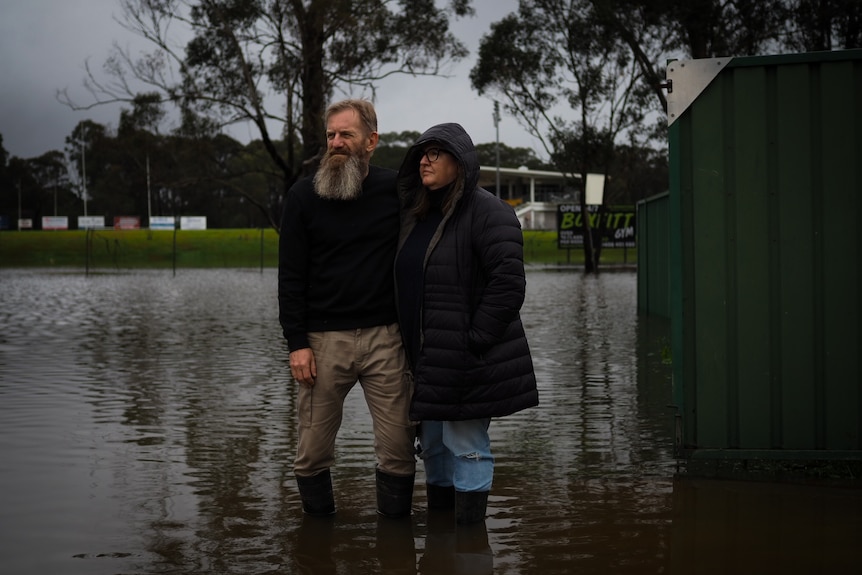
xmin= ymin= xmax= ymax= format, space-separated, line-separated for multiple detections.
xmin=493 ymin=101 xmax=501 ymax=198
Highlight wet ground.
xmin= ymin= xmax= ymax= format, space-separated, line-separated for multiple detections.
xmin=0 ymin=267 xmax=859 ymax=574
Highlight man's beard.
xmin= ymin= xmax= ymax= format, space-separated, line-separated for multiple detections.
xmin=313 ymin=151 xmax=368 ymax=200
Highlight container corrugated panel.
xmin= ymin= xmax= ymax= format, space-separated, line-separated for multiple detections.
xmin=637 ymin=192 xmax=671 ymax=318
xmin=668 ymin=49 xmax=862 ymax=464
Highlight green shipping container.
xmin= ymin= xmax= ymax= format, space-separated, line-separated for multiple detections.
xmin=637 ymin=191 xmax=671 ymax=318
xmin=668 ymin=49 xmax=862 ymax=477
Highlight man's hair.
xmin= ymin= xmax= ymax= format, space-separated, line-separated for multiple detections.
xmin=324 ymin=99 xmax=378 ymax=136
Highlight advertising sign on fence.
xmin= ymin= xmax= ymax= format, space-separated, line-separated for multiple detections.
xmin=114 ymin=216 xmax=141 ymax=230
xmin=180 ymin=216 xmax=207 ymax=230
xmin=557 ymin=204 xmax=595 ymax=248
xmin=42 ymin=216 xmax=69 ymax=230
xmin=78 ymin=216 xmax=105 ymax=229
xmin=18 ymin=219 xmax=33 ymax=230
xmin=150 ymin=216 xmax=176 ymax=230
xmin=557 ymin=204 xmax=636 ymax=249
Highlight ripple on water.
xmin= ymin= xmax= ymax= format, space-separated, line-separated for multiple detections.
xmin=0 ymin=269 xmax=679 ymax=575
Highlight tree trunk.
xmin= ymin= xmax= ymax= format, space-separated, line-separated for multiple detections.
xmin=297 ymin=2 xmax=327 ymax=177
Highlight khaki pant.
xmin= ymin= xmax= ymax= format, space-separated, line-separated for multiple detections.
xmin=294 ymin=323 xmax=416 ymax=477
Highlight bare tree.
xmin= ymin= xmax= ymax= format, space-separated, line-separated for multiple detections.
xmin=59 ymin=0 xmax=473 ymax=217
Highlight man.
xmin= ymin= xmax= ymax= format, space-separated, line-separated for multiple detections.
xmin=278 ymin=99 xmax=415 ymax=518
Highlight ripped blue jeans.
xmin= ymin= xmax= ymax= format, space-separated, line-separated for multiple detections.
xmin=419 ymin=419 xmax=493 ymax=492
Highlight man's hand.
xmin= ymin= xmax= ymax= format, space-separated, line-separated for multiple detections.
xmin=289 ymin=348 xmax=317 ymax=387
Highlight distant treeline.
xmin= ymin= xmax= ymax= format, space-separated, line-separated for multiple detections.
xmin=0 ymin=128 xmax=666 ymax=232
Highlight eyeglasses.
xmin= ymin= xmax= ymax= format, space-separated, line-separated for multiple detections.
xmin=421 ymin=147 xmax=443 ymax=163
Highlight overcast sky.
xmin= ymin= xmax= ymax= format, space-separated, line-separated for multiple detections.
xmin=0 ymin=0 xmax=546 ymax=161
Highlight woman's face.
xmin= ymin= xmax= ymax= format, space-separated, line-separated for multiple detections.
xmin=419 ymin=145 xmax=458 ymax=191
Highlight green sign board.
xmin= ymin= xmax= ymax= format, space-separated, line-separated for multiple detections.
xmin=557 ymin=204 xmax=635 ymax=249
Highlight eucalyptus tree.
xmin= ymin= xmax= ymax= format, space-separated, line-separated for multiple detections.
xmin=370 ymin=131 xmax=552 ymax=173
xmin=213 ymin=138 xmax=287 ymax=228
xmin=371 ymin=130 xmax=422 ymax=171
xmin=581 ymin=0 xmax=791 ymax=116
xmin=474 ymin=142 xmax=551 ymax=171
xmin=0 ymin=135 xmax=12 ymax=221
xmin=650 ymin=0 xmax=862 ymax=55
xmin=785 ymin=0 xmax=862 ymax=51
xmin=20 ymin=151 xmax=76 ymax=221
xmin=116 ymin=94 xmax=269 ymax=228
xmin=60 ymin=0 xmax=474 ymax=229
xmin=65 ymin=120 xmax=113 ymax=217
xmin=657 ymin=0 xmax=788 ymax=58
xmin=0 ymin=135 xmax=8 ymax=176
xmin=471 ymin=0 xmax=655 ymax=272
xmin=0 ymin=143 xmax=59 ymax=227
xmin=589 ymin=0 xmax=862 ymax=115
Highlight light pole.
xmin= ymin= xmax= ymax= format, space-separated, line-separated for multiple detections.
xmin=147 ymin=153 xmax=152 ymax=227
xmin=81 ymin=127 xmax=88 ymax=217
xmin=493 ymin=101 xmax=501 ymax=198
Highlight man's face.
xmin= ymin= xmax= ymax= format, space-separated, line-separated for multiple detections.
xmin=313 ymin=108 xmax=378 ymax=200
xmin=325 ymin=109 xmax=376 ymax=163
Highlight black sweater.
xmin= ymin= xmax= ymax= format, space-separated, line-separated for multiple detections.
xmin=395 ymin=190 xmax=445 ymax=369
xmin=278 ymin=165 xmax=399 ymax=351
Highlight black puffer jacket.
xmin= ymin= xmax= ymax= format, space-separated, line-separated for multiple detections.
xmin=396 ymin=123 xmax=538 ymax=421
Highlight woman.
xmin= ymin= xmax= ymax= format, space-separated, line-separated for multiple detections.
xmin=395 ymin=123 xmax=538 ymax=525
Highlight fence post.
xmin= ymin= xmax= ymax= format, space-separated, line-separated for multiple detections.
xmin=172 ymin=228 xmax=178 ymax=277
xmin=85 ymin=228 xmax=91 ymax=276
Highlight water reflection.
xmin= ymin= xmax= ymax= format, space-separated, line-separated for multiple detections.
xmin=672 ymin=477 xmax=862 ymax=572
xmin=0 ymin=268 xmax=858 ymax=574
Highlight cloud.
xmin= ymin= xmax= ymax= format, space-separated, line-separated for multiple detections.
xmin=0 ymin=0 xmax=134 ymax=157
xmin=0 ymin=0 xmax=544 ymax=160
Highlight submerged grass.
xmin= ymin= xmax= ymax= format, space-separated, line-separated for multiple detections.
xmin=0 ymin=229 xmax=637 ymax=269
xmin=0 ymin=229 xmax=276 ymax=269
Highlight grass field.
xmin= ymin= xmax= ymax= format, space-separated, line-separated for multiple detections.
xmin=0 ymin=229 xmax=637 ymax=269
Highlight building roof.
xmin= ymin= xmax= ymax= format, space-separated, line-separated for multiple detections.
xmin=477 ymin=165 xmax=578 ymax=185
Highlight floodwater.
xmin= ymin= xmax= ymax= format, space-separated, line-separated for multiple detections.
xmin=0 ymin=268 xmax=859 ymax=575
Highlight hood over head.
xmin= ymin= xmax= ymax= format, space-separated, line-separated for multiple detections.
xmin=397 ymin=123 xmax=480 ymax=201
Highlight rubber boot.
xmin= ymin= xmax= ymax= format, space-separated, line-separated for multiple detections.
xmin=455 ymin=490 xmax=489 ymax=525
xmin=296 ymin=469 xmax=336 ymax=516
xmin=376 ymin=469 xmax=415 ymax=518
xmin=426 ymin=483 xmax=456 ymax=510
